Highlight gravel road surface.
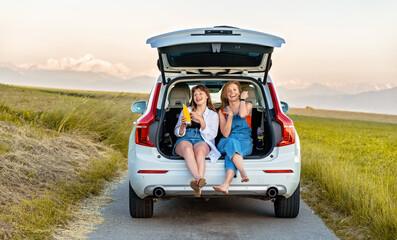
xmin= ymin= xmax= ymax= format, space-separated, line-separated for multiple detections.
xmin=87 ymin=178 xmax=338 ymax=240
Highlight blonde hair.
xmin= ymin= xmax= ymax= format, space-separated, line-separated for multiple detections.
xmin=219 ymin=81 xmax=242 ymax=110
xmin=189 ymin=83 xmax=216 ymax=112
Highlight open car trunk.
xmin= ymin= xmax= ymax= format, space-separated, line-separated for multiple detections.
xmin=155 ymin=78 xmax=277 ymax=160
xmin=147 ymin=27 xmax=286 ymax=159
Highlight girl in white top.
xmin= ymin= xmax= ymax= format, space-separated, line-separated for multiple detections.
xmin=174 ymin=84 xmax=221 ymax=197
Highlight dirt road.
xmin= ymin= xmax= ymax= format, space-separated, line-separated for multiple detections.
xmin=86 ymin=178 xmax=338 ymax=240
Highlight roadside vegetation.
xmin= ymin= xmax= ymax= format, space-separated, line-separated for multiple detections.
xmin=1 ymin=84 xmax=395 ymax=239
xmin=0 ymin=84 xmax=148 ymax=155
xmin=0 ymin=84 xmax=148 ymax=239
xmin=290 ymin=115 xmax=397 ymax=240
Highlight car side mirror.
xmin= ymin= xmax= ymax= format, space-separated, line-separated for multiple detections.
xmin=131 ymin=101 xmax=147 ymax=114
xmin=280 ymin=101 xmax=289 ymax=113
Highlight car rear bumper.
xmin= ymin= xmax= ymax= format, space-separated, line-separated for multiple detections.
xmin=143 ymin=184 xmax=287 ymax=198
xmin=128 ymin=138 xmax=301 ymax=199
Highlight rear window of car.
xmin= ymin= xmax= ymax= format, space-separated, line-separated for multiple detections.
xmin=165 ymin=80 xmax=263 ymax=110
xmin=159 ymin=43 xmax=273 ymax=68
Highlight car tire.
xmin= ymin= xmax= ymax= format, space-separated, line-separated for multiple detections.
xmin=274 ymin=183 xmax=300 ymax=218
xmin=129 ymin=182 xmax=153 ymax=218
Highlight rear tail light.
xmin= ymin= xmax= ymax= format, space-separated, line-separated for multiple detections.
xmin=263 ymin=170 xmax=293 ymax=173
xmin=268 ymin=82 xmax=295 ymax=147
xmin=138 ymin=170 xmax=168 ymax=174
xmin=135 ymin=82 xmax=161 ymax=147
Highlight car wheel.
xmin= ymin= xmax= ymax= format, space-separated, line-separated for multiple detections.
xmin=129 ymin=182 xmax=153 ymax=218
xmin=274 ymin=183 xmax=300 ymax=218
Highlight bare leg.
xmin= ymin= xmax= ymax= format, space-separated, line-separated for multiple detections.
xmin=193 ymin=142 xmax=209 ymax=179
xmin=175 ymin=141 xmax=200 ymax=180
xmin=213 ymin=169 xmax=235 ymax=194
xmin=191 ymin=142 xmax=210 ymax=196
xmin=231 ymin=153 xmax=249 ymax=182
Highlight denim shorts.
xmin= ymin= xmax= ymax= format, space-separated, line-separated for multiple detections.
xmin=173 ymin=128 xmax=206 ymax=155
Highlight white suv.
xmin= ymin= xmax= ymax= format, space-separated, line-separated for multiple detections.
xmin=128 ymin=26 xmax=301 ymax=218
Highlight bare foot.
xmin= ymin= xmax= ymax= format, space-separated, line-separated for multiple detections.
xmin=240 ymin=172 xmax=250 ymax=182
xmin=213 ymin=184 xmax=229 ymax=194
xmin=241 ymin=177 xmax=250 ymax=183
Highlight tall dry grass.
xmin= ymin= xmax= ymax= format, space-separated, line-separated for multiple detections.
xmin=0 ymin=119 xmax=127 ymax=239
xmin=0 ymin=84 xmax=148 ymax=155
xmin=291 ymin=115 xmax=397 ymax=240
xmin=0 ymin=84 xmax=149 ymax=239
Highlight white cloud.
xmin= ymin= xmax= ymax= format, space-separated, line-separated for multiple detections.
xmin=275 ymin=78 xmax=311 ymax=89
xmin=385 ymin=83 xmax=397 ymax=89
xmin=0 ymin=54 xmax=155 ymax=80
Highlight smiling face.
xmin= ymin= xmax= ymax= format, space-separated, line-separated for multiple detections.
xmin=193 ymin=89 xmax=208 ymax=106
xmin=220 ymin=81 xmax=243 ymax=109
xmin=189 ymin=83 xmax=215 ymax=111
xmin=226 ymin=83 xmax=241 ymax=102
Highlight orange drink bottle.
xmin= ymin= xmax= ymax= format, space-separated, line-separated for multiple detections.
xmin=182 ymin=105 xmax=191 ymax=126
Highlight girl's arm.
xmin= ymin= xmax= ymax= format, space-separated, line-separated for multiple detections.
xmin=219 ymin=108 xmax=233 ymax=138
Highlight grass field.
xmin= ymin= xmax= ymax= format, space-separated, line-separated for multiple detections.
xmin=0 ymin=84 xmax=148 ymax=155
xmin=289 ymin=107 xmax=397 ymax=124
xmin=289 ymin=114 xmax=397 ymax=240
xmin=1 ymin=83 xmax=396 ymax=239
xmin=0 ymin=84 xmax=148 ymax=239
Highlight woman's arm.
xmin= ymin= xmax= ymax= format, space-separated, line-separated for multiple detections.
xmin=199 ymin=110 xmax=219 ymax=140
xmin=218 ymin=108 xmax=233 ymax=138
xmin=239 ymin=101 xmax=253 ymax=119
xmin=174 ymin=110 xmax=187 ymax=137
xmin=239 ymin=91 xmax=253 ymax=119
xmin=190 ymin=111 xmax=206 ymax=132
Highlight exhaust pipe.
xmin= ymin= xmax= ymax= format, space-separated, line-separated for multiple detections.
xmin=267 ymin=187 xmax=278 ymax=198
xmin=153 ymin=187 xmax=165 ymax=198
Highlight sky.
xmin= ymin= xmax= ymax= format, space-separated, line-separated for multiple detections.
xmin=0 ymin=0 xmax=396 ymax=93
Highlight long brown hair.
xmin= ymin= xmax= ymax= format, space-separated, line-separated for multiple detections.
xmin=219 ymin=81 xmax=242 ymax=110
xmin=189 ymin=83 xmax=216 ymax=112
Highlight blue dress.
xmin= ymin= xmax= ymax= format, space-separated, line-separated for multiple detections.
xmin=217 ymin=114 xmax=253 ymax=173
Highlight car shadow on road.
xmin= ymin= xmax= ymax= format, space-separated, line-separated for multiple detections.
xmin=153 ymin=197 xmax=275 ymax=219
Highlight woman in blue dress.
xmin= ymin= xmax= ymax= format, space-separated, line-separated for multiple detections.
xmin=213 ymin=81 xmax=253 ymax=194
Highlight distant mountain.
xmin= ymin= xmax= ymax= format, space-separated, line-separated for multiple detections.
xmin=1 ymin=60 xmax=396 ymax=114
xmin=282 ymin=86 xmax=397 ymax=115
xmin=0 ymin=66 xmax=154 ymax=93
xmin=277 ymin=83 xmax=345 ymax=99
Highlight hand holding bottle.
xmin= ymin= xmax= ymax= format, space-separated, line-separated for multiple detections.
xmin=182 ymin=105 xmax=191 ymax=126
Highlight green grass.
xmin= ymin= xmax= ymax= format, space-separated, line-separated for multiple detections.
xmin=0 ymin=152 xmax=126 ymax=239
xmin=0 ymin=84 xmax=148 ymax=155
xmin=290 ymin=115 xmax=397 ymax=240
xmin=0 ymin=84 xmax=149 ymax=238
xmin=0 ymin=142 xmax=13 ymax=154
xmin=2 ymin=83 xmax=396 ymax=239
